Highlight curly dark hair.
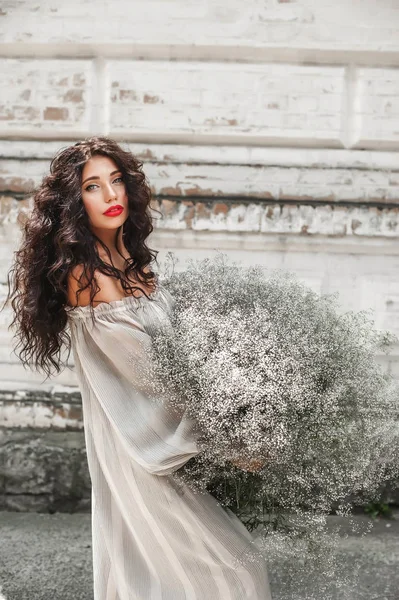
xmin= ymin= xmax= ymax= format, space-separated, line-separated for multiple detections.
xmin=5 ymin=136 xmax=161 ymax=379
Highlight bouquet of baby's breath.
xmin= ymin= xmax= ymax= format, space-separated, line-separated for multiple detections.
xmin=146 ymin=252 xmax=399 ymax=539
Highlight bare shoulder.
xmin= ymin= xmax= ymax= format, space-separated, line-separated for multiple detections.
xmin=66 ymin=265 xmax=121 ymax=308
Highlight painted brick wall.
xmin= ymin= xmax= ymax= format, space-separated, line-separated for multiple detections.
xmin=0 ymin=0 xmax=399 ymax=431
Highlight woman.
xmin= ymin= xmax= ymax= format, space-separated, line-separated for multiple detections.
xmin=6 ymin=136 xmax=273 ymax=599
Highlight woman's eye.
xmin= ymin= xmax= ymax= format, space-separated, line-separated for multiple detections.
xmin=84 ymin=177 xmax=123 ymax=192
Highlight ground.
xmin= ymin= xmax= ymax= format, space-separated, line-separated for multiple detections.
xmin=0 ymin=510 xmax=398 ymax=600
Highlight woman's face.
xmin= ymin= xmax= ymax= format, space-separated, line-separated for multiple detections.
xmin=81 ymin=154 xmax=128 ymax=232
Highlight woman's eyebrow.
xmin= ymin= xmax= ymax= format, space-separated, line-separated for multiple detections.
xmin=82 ymin=170 xmax=121 ymax=185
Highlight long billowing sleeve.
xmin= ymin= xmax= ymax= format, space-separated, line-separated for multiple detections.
xmin=68 ymin=298 xmax=200 ymax=476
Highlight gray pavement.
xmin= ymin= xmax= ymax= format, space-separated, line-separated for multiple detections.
xmin=0 ymin=510 xmax=398 ymax=600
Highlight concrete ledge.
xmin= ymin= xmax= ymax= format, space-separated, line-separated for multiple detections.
xmin=1 ymin=424 xmax=398 ymax=513
xmin=0 ymin=429 xmax=90 ymax=512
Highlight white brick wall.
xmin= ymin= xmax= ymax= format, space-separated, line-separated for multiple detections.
xmin=0 ymin=0 xmax=399 ymax=401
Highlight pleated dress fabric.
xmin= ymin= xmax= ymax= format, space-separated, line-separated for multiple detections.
xmin=66 ymin=282 xmax=273 ymax=600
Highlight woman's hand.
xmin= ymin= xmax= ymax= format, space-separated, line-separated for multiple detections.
xmin=229 ymin=457 xmax=266 ymax=473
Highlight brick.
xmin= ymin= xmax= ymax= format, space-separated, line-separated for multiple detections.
xmin=213 ymin=203 xmax=229 ymax=216
xmin=43 ymin=107 xmax=69 ymax=121
xmin=160 ymin=199 xmax=178 ymax=216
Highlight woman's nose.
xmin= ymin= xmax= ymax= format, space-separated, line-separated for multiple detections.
xmin=104 ymin=183 xmax=117 ymax=201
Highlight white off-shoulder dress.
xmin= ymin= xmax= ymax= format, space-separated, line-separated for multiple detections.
xmin=66 ymin=282 xmax=272 ymax=600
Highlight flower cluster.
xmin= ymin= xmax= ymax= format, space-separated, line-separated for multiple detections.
xmin=139 ymin=253 xmax=399 ymax=598
xmin=141 ymin=251 xmax=399 ymax=590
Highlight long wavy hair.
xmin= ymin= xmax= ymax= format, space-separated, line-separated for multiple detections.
xmin=5 ymin=136 xmax=161 ymax=379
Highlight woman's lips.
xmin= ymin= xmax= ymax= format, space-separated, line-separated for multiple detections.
xmin=103 ymin=206 xmax=124 ymax=217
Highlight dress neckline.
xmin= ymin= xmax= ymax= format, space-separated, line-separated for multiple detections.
xmin=65 ymin=281 xmax=163 ymax=319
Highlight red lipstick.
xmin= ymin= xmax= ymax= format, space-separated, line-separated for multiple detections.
xmin=103 ymin=205 xmax=124 ymax=217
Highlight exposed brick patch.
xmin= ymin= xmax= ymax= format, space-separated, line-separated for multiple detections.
xmin=43 ymin=107 xmax=69 ymax=121
xmin=119 ymin=89 xmax=138 ymax=101
xmin=143 ymin=94 xmax=161 ymax=104
xmin=156 ymin=186 xmax=183 ymax=197
xmin=213 ymin=202 xmax=229 ymax=215
xmin=63 ymin=89 xmax=83 ymax=103
xmin=160 ymin=199 xmax=178 ymax=216
xmin=0 ymin=387 xmax=83 ymax=429
xmin=195 ymin=202 xmax=212 ymax=220
xmin=0 ymin=59 xmax=92 ymax=133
